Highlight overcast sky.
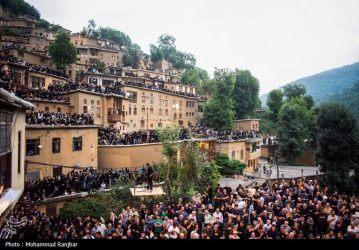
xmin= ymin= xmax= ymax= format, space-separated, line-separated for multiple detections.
xmin=26 ymin=0 xmax=359 ymax=94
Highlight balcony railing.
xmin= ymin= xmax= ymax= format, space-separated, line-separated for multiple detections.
xmin=108 ymin=114 xmax=124 ymax=123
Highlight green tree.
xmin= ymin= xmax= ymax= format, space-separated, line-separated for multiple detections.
xmin=202 ymin=69 xmax=235 ymax=131
xmin=198 ymin=162 xmax=221 ymax=191
xmin=1 ymin=0 xmax=40 ymax=19
xmin=233 ymin=70 xmax=260 ymax=119
xmin=277 ymin=98 xmax=313 ymax=163
xmin=284 ymin=84 xmax=306 ymax=99
xmin=48 ymin=33 xmax=77 ymax=71
xmin=316 ymin=103 xmax=359 ymax=194
xmin=303 ymin=95 xmax=315 ymax=109
xmin=150 ymin=34 xmax=196 ymax=69
xmin=267 ymin=89 xmax=284 ymax=123
xmin=150 ymin=44 xmax=164 ymax=63
xmin=181 ymin=67 xmax=209 ymax=87
xmin=95 ymin=60 xmax=105 ymax=73
xmin=156 ymin=126 xmax=181 ymax=198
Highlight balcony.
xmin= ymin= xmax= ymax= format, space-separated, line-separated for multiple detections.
xmin=108 ymin=114 xmax=124 ymax=123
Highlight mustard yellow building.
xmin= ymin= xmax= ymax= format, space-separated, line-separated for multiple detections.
xmin=234 ymin=119 xmax=260 ymax=132
xmin=215 ymin=138 xmax=262 ymax=172
xmin=25 ymin=126 xmax=99 ymax=179
xmin=0 ymin=88 xmax=34 ymax=221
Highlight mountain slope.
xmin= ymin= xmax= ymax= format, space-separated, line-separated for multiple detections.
xmin=329 ymin=80 xmax=359 ymax=119
xmin=260 ymin=62 xmax=359 ymax=106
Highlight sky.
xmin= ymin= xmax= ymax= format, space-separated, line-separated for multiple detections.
xmin=26 ymin=0 xmax=359 ymax=94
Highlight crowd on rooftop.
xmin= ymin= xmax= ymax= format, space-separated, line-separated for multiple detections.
xmin=24 ymin=168 xmax=136 ymax=202
xmin=98 ymin=127 xmax=261 ymax=146
xmin=26 ymin=111 xmax=94 ymax=126
xmin=0 ymin=55 xmax=68 ymax=78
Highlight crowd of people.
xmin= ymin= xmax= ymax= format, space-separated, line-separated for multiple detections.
xmin=49 ymin=82 xmax=127 ymax=97
xmin=98 ymin=127 xmax=261 ymax=146
xmin=4 ymin=177 xmax=359 ymax=239
xmin=117 ymin=81 xmax=198 ymax=98
xmin=0 ymin=55 xmax=68 ymax=78
xmin=26 ymin=111 xmax=94 ymax=126
xmin=24 ymin=168 xmax=136 ymax=202
xmin=9 ymin=85 xmax=70 ymax=102
xmin=98 ymin=128 xmax=160 ymax=145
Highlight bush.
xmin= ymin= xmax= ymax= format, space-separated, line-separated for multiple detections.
xmin=215 ymin=153 xmax=246 ymax=176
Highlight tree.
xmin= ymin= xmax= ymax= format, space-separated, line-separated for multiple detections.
xmin=233 ymin=70 xmax=260 ymax=119
xmin=284 ymin=84 xmax=306 ymax=99
xmin=316 ymin=103 xmax=359 ymax=194
xmin=81 ymin=19 xmax=99 ymax=38
xmin=95 ymin=60 xmax=105 ymax=73
xmin=156 ymin=126 xmax=181 ymax=198
xmin=1 ymin=0 xmax=40 ymax=19
xmin=150 ymin=44 xmax=164 ymax=63
xmin=276 ymin=98 xmax=313 ymax=163
xmin=202 ymin=69 xmax=235 ymax=131
xmin=150 ymin=34 xmax=196 ymax=69
xmin=267 ymin=89 xmax=284 ymax=123
xmin=303 ymin=95 xmax=315 ymax=109
xmin=48 ymin=33 xmax=77 ymax=72
xmin=181 ymin=67 xmax=209 ymax=87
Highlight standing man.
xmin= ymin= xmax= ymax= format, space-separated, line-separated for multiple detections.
xmin=146 ymin=164 xmax=154 ymax=192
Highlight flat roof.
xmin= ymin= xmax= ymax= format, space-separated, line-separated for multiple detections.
xmin=235 ymin=119 xmax=261 ymax=122
xmin=26 ymin=125 xmax=100 ymax=130
xmin=0 ymin=88 xmax=35 ymax=110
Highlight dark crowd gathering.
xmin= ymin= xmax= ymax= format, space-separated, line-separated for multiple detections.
xmin=4 ymin=176 xmax=359 ymax=239
xmin=117 ymin=81 xmax=198 ymax=98
xmin=0 ymin=55 xmax=68 ymax=79
xmin=98 ymin=127 xmax=261 ymax=146
xmin=26 ymin=111 xmax=94 ymax=126
xmin=24 ymin=168 xmax=136 ymax=202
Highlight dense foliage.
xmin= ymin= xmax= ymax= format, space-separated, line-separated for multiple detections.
xmin=48 ymin=33 xmax=77 ymax=71
xmin=316 ymin=103 xmax=359 ymax=194
xmin=150 ymin=34 xmax=196 ymax=69
xmin=202 ymin=69 xmax=235 ymax=131
xmin=331 ymin=80 xmax=359 ymax=119
xmin=80 ymin=20 xmax=142 ymax=68
xmin=215 ymin=153 xmax=246 ymax=176
xmin=1 ymin=0 xmax=40 ymax=19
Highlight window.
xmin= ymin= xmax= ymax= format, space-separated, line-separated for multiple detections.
xmin=57 ymin=107 xmax=61 ymax=113
xmin=165 ymin=109 xmax=169 ymax=116
xmin=18 ymin=131 xmax=21 ymax=174
xmin=232 ymin=151 xmax=236 ymax=160
xmin=142 ymin=106 xmax=145 ymax=112
xmin=53 ymin=166 xmax=62 ymax=178
xmin=91 ymin=100 xmax=94 ymax=105
xmin=83 ymin=106 xmax=88 ymax=113
xmin=97 ymin=100 xmax=101 ymax=105
xmin=97 ymin=107 xmax=101 ymax=118
xmin=45 ymin=106 xmax=49 ymax=112
xmin=52 ymin=138 xmax=61 ymax=154
xmin=133 ymin=107 xmax=137 ymax=115
xmin=140 ymin=120 xmax=145 ymax=128
xmin=129 ymin=106 xmax=132 ymax=115
xmin=240 ymin=149 xmax=244 ymax=160
xmin=84 ymin=99 xmax=87 ymax=104
xmin=72 ymin=137 xmax=82 ymax=151
xmin=142 ymin=96 xmax=146 ymax=103
xmin=26 ymin=139 xmax=40 ymax=156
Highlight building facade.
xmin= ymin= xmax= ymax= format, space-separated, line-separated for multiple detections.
xmin=25 ymin=126 xmax=99 ymax=179
xmin=0 ymin=88 xmax=34 ymax=221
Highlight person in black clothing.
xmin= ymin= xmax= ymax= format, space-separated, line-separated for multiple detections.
xmin=146 ymin=165 xmax=154 ymax=191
